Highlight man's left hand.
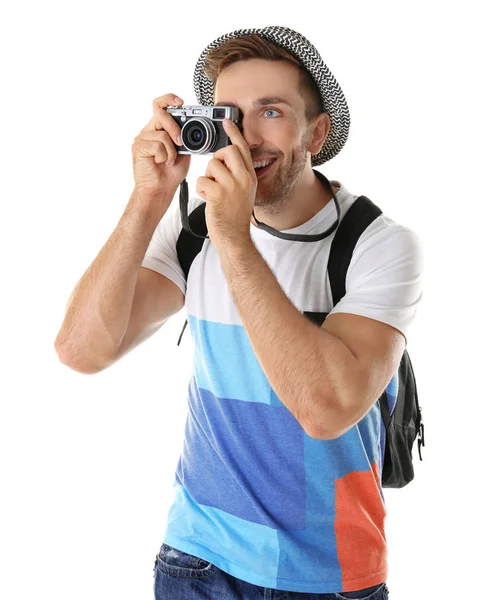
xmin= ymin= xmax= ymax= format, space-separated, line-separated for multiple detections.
xmin=196 ymin=118 xmax=257 ymax=251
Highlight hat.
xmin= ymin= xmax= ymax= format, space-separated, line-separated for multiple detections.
xmin=193 ymin=25 xmax=350 ymax=165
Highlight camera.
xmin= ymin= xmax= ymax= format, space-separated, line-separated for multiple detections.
xmin=166 ymin=105 xmax=242 ymax=155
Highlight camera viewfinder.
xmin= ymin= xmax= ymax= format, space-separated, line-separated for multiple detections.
xmin=213 ymin=108 xmax=226 ymax=119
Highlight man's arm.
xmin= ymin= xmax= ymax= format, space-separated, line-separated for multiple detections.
xmin=54 ymin=187 xmax=177 ymax=373
xmin=216 ymin=239 xmax=364 ymax=439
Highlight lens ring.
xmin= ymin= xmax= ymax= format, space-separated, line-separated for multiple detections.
xmin=181 ymin=117 xmax=216 ymax=153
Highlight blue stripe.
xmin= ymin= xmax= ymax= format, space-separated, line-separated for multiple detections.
xmin=187 ymin=314 xmax=284 ymax=407
xmin=177 ymin=374 xmax=307 ymax=529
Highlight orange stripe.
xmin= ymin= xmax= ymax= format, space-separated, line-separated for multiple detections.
xmin=334 ymin=463 xmax=388 ymax=590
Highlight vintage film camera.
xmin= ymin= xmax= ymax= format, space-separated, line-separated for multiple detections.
xmin=166 ymin=105 xmax=242 ymax=155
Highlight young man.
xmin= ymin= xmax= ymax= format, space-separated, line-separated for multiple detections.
xmin=146 ymin=26 xmax=423 ymax=599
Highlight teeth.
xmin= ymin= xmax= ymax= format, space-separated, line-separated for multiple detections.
xmin=253 ymin=159 xmax=275 ymax=169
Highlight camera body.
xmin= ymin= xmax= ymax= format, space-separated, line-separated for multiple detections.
xmin=166 ymin=105 xmax=242 ymax=155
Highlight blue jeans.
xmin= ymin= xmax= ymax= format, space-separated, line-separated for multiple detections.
xmin=153 ymin=543 xmax=390 ymax=599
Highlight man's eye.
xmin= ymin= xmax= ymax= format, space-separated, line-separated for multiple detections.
xmin=264 ymin=108 xmax=280 ymax=118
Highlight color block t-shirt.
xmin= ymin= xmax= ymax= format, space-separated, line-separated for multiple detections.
xmin=141 ymin=178 xmax=424 ymax=593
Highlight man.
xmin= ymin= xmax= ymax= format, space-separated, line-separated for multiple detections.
xmin=57 ymin=25 xmax=423 ymax=600
xmin=146 ymin=26 xmax=423 ymax=599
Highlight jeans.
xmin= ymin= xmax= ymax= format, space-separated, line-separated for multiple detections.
xmin=153 ymin=542 xmax=390 ymax=600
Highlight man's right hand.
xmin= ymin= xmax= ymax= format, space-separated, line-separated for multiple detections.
xmin=131 ymin=93 xmax=191 ymax=202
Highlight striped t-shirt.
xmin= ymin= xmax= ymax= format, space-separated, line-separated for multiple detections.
xmin=141 ymin=177 xmax=424 ymax=593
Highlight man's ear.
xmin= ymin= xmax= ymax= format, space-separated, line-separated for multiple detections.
xmin=308 ymin=112 xmax=331 ymax=155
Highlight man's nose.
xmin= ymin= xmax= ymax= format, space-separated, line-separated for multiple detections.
xmin=239 ymin=117 xmax=264 ymax=148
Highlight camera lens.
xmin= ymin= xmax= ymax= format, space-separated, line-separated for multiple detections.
xmin=181 ymin=118 xmax=216 ymax=154
xmin=190 ymin=127 xmax=203 ymax=143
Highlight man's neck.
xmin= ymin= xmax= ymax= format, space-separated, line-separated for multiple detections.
xmin=251 ymin=170 xmax=339 ymax=231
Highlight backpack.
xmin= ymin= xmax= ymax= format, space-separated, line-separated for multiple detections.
xmin=173 ymin=185 xmax=425 ymax=489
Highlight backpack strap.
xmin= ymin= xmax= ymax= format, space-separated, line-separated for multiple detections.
xmin=328 ymin=195 xmax=382 ymax=306
xmin=176 ymin=202 xmax=208 ymax=345
xmin=303 ymin=196 xmax=382 ymax=326
xmin=176 ymin=201 xmax=208 ymax=280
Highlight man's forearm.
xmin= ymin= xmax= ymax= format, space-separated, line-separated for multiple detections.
xmin=216 ymin=238 xmax=357 ymax=438
xmin=55 ymin=188 xmax=175 ymax=371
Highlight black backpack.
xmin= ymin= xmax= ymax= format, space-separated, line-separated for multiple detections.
xmin=173 ymin=193 xmax=425 ymax=488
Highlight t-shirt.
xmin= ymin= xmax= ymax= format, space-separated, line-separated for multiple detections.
xmin=141 ymin=178 xmax=424 ymax=594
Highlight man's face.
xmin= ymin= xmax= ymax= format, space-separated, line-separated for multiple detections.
xmin=214 ymin=58 xmax=319 ymax=214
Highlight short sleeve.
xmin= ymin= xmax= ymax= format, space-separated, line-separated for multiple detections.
xmin=329 ymin=217 xmax=424 ymax=344
xmin=141 ymin=195 xmax=205 ymax=297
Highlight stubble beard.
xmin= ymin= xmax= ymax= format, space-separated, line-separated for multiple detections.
xmin=253 ymin=129 xmax=311 ymax=217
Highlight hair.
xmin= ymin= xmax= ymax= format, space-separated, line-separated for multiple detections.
xmin=203 ymin=34 xmax=324 ymax=124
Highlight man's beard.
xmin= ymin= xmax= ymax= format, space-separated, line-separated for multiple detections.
xmin=253 ymin=129 xmax=311 ymax=217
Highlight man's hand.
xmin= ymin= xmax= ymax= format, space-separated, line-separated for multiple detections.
xmin=196 ymin=118 xmax=257 ymax=251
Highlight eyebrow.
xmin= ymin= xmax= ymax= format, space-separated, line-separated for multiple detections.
xmin=214 ymin=96 xmax=294 ymax=109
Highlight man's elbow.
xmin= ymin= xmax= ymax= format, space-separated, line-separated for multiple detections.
xmin=302 ymin=398 xmax=349 ymax=441
xmin=54 ymin=343 xmax=107 ymax=375
xmin=304 ymin=423 xmax=341 ymax=441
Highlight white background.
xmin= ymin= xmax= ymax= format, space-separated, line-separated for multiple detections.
xmin=1 ymin=1 xmax=490 ymax=599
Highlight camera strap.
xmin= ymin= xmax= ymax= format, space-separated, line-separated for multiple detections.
xmin=178 ymin=168 xmax=341 ymax=242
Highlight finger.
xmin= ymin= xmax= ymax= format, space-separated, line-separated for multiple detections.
xmin=222 ymin=119 xmax=255 ymax=175
xmin=141 ymin=94 xmax=181 ymax=132
xmin=132 ymin=139 xmax=169 ymax=165
xmin=206 ymin=156 xmax=236 ymax=185
xmin=212 ymin=145 xmax=249 ymax=181
xmin=140 ymin=93 xmax=184 ymax=147
xmin=196 ymin=175 xmax=218 ymax=201
xmin=137 ymin=129 xmax=177 ymax=165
